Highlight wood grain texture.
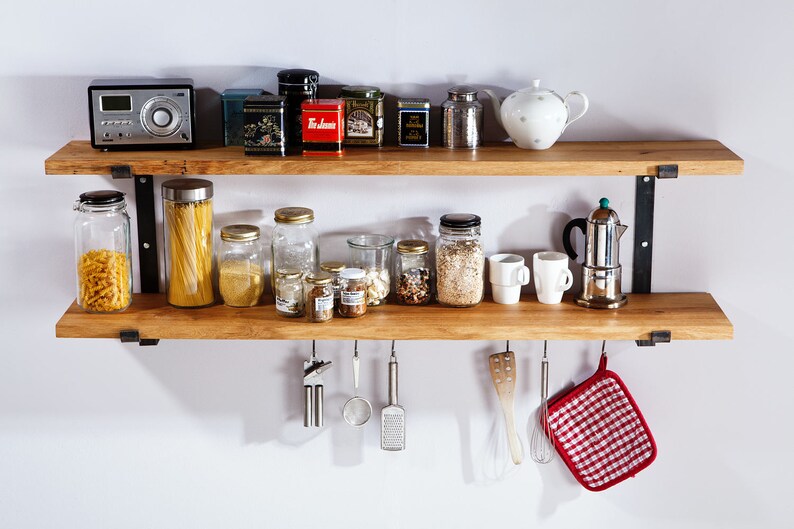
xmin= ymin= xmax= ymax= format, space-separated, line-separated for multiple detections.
xmin=45 ymin=140 xmax=743 ymax=177
xmin=55 ymin=293 xmax=733 ymax=342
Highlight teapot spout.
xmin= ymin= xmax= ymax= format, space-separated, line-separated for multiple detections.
xmin=480 ymin=89 xmax=504 ymax=129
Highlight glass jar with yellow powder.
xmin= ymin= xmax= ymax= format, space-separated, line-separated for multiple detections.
xmin=218 ymin=224 xmax=265 ymax=307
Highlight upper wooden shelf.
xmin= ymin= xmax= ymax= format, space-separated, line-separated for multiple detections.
xmin=45 ymin=140 xmax=743 ymax=177
xmin=55 ymin=292 xmax=733 ymax=342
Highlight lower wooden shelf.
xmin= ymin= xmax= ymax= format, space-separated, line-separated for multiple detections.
xmin=55 ymin=292 xmax=732 ymax=342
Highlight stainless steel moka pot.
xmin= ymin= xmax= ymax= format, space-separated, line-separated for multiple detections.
xmin=563 ymin=198 xmax=628 ymax=309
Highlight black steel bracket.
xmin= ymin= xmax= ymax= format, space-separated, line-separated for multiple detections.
xmin=119 ymin=330 xmax=160 ymax=346
xmin=636 ymin=330 xmax=672 ymax=347
xmin=110 ymin=166 xmax=160 ymax=294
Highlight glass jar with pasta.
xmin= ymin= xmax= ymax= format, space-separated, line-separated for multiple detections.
xmin=73 ymin=190 xmax=133 ymax=313
xmin=162 ymin=179 xmax=215 ymax=308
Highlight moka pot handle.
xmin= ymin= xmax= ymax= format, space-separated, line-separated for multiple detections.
xmin=562 ymin=218 xmax=587 ymax=261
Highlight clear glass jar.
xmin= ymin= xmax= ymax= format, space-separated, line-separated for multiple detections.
xmin=304 ymin=271 xmax=334 ymax=322
xmin=73 ymin=190 xmax=132 ymax=313
xmin=436 ymin=213 xmax=484 ymax=307
xmin=395 ymin=239 xmax=432 ymax=305
xmin=218 ymin=224 xmax=264 ymax=307
xmin=347 ymin=234 xmax=394 ymax=306
xmin=162 ymin=179 xmax=215 ymax=308
xmin=320 ymin=260 xmax=346 ymax=309
xmin=275 ymin=268 xmax=304 ymax=317
xmin=339 ymin=268 xmax=367 ymax=318
xmin=271 ymin=207 xmax=319 ymax=295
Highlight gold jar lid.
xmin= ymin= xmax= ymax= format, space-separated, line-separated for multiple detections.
xmin=305 ymin=271 xmax=333 ymax=285
xmin=274 ymin=207 xmax=315 ymax=224
xmin=320 ymin=261 xmax=347 ymax=273
xmin=220 ymin=224 xmax=260 ymax=242
xmin=397 ymin=239 xmax=429 ymax=254
xmin=276 ymin=268 xmax=302 ymax=279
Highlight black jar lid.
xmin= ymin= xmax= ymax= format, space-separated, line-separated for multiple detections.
xmin=78 ymin=190 xmax=125 ymax=205
xmin=277 ymin=69 xmax=319 ymax=85
xmin=440 ymin=213 xmax=481 ymax=228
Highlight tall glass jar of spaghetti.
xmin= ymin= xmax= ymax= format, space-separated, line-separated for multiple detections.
xmin=162 ymin=179 xmax=215 ymax=308
xmin=73 ymin=190 xmax=132 ymax=313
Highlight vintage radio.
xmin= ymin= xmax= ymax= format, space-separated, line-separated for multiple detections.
xmin=88 ymin=78 xmax=196 ymax=150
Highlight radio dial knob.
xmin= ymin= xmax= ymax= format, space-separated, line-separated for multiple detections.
xmin=152 ymin=109 xmax=172 ymax=127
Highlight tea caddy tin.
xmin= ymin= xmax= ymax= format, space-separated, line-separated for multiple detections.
xmin=441 ymin=85 xmax=483 ymax=149
xmin=397 ymin=98 xmax=431 ymax=147
xmin=339 ymin=85 xmax=384 ymax=146
xmin=301 ymin=98 xmax=345 ymax=156
xmin=221 ymin=89 xmax=264 ymax=146
xmin=278 ymin=68 xmax=319 ymax=149
xmin=243 ymin=95 xmax=287 ymax=156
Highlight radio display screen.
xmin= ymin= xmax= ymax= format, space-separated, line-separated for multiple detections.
xmin=100 ymin=95 xmax=132 ymax=112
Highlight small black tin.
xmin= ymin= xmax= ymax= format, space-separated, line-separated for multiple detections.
xmin=397 ymin=98 xmax=431 ymax=147
xmin=243 ymin=95 xmax=287 ymax=156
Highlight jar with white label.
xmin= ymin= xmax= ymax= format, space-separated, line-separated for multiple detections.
xmin=339 ymin=268 xmax=367 ymax=318
xmin=304 ymin=271 xmax=334 ymax=323
xmin=274 ymin=268 xmax=304 ymax=317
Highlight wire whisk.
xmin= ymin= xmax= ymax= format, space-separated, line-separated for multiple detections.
xmin=530 ymin=340 xmax=555 ymax=464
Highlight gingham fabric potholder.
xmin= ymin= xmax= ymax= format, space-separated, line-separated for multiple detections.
xmin=544 ymin=354 xmax=657 ymax=492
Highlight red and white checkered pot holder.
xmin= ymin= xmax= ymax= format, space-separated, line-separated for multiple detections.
xmin=544 ymin=354 xmax=657 ymax=492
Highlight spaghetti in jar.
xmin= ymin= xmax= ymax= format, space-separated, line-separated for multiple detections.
xmin=162 ymin=178 xmax=215 ymax=308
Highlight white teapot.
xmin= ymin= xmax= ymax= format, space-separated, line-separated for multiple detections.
xmin=482 ymin=80 xmax=589 ymax=150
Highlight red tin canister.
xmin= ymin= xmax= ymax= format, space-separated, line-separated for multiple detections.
xmin=301 ymin=99 xmax=345 ymax=156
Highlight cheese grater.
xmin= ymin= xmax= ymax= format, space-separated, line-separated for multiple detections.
xmin=381 ymin=342 xmax=405 ymax=451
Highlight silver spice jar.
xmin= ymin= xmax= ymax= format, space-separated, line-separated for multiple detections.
xmin=441 ymin=85 xmax=483 ymax=149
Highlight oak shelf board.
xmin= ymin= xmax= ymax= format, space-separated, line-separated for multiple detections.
xmin=55 ymin=292 xmax=733 ymax=342
xmin=45 ymin=140 xmax=743 ymax=177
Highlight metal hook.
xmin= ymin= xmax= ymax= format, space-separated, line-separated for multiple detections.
xmin=391 ymin=340 xmax=396 ymax=359
xmin=311 ymin=340 xmax=317 ymax=360
xmin=543 ymin=340 xmax=548 ymax=359
xmin=505 ymin=340 xmax=510 ymax=352
xmin=354 ymin=339 xmax=359 ymax=359
xmin=601 ymin=340 xmax=607 ymax=358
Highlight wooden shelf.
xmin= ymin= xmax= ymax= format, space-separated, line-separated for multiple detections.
xmin=45 ymin=140 xmax=743 ymax=177
xmin=55 ymin=293 xmax=732 ymax=342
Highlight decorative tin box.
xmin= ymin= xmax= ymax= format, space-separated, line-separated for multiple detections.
xmin=397 ymin=98 xmax=431 ymax=147
xmin=221 ymin=89 xmax=265 ymax=146
xmin=243 ymin=95 xmax=287 ymax=156
xmin=339 ymin=86 xmax=384 ymax=146
xmin=301 ymin=99 xmax=345 ymax=156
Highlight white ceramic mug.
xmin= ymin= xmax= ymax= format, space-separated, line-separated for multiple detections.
xmin=533 ymin=251 xmax=574 ymax=304
xmin=489 ymin=253 xmax=530 ymax=304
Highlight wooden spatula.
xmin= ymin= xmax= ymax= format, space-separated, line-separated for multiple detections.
xmin=489 ymin=350 xmax=523 ymax=465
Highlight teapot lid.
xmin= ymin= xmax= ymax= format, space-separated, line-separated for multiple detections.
xmin=519 ymin=79 xmax=554 ymax=95
xmin=588 ymin=197 xmax=622 ymax=225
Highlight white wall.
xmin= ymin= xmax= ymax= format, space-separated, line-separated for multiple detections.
xmin=1 ymin=1 xmax=792 ymax=527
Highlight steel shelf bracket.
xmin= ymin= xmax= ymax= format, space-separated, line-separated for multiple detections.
xmin=636 ymin=330 xmax=672 ymax=347
xmin=111 ymin=166 xmax=160 ymax=294
xmin=119 ymin=330 xmax=160 ymax=346
xmin=632 ymin=165 xmax=678 ymax=346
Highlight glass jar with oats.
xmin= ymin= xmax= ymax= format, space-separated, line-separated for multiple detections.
xmin=162 ymin=179 xmax=215 ymax=308
xmin=435 ymin=213 xmax=484 ymax=307
xmin=73 ymin=190 xmax=133 ymax=313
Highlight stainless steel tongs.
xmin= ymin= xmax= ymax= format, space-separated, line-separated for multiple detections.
xmin=304 ymin=340 xmax=332 ymax=427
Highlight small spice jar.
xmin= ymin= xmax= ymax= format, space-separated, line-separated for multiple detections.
xmin=243 ymin=95 xmax=287 ymax=156
xmin=301 ymin=98 xmax=345 ymax=156
xmin=278 ymin=68 xmax=319 ymax=149
xmin=339 ymin=85 xmax=384 ymax=146
xmin=339 ymin=268 xmax=367 ymax=318
xmin=436 ymin=213 xmax=485 ymax=308
xmin=320 ymin=261 xmax=347 ymax=308
xmin=73 ymin=190 xmax=132 ymax=313
xmin=304 ymin=271 xmax=334 ymax=323
xmin=347 ymin=234 xmax=394 ymax=306
xmin=395 ymin=239 xmax=432 ymax=306
xmin=275 ymin=268 xmax=304 ymax=317
xmin=218 ymin=224 xmax=264 ymax=308
xmin=162 ymin=178 xmax=215 ymax=308
xmin=397 ymin=98 xmax=430 ymax=147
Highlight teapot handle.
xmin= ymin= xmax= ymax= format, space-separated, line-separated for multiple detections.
xmin=562 ymin=91 xmax=589 ymax=133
